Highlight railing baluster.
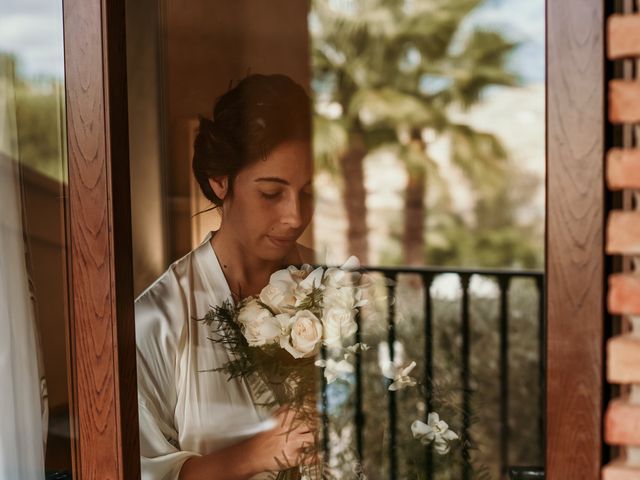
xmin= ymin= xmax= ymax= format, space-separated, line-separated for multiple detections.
xmin=320 ymin=343 xmax=330 ymax=464
xmin=385 ymin=272 xmax=398 ymax=480
xmin=498 ymin=275 xmax=511 ymax=478
xmin=422 ymin=273 xmax=435 ymax=477
xmin=535 ymin=275 xmax=545 ymax=461
xmin=460 ymin=273 xmax=472 ymax=480
xmin=355 ymin=293 xmax=364 ymax=462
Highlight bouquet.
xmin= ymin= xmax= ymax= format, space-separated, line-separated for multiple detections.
xmin=199 ymin=256 xmax=475 ymax=479
xmin=199 ymin=256 xmax=368 ymax=479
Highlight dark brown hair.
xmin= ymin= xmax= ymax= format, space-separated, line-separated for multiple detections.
xmin=192 ymin=73 xmax=312 ymax=206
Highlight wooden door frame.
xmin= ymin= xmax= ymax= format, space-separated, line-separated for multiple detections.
xmin=61 ymin=0 xmax=607 ymax=478
xmin=63 ymin=0 xmax=140 ymax=478
xmin=546 ymin=0 xmax=605 ymax=478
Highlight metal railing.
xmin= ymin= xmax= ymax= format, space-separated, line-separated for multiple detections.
xmin=321 ymin=265 xmax=545 ymax=480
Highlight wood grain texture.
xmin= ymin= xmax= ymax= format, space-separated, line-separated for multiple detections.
xmin=546 ymin=0 xmax=604 ymax=478
xmin=63 ymin=0 xmax=140 ymax=478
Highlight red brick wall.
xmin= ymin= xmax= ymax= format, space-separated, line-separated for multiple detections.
xmin=603 ymin=12 xmax=640 ymax=479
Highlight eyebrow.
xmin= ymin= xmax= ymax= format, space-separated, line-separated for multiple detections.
xmin=254 ymin=177 xmax=312 ymax=187
xmin=255 ymin=177 xmax=289 ymax=185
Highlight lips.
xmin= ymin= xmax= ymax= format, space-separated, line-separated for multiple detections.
xmin=267 ymin=234 xmax=297 ymax=247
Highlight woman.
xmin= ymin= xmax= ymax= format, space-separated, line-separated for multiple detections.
xmin=135 ymin=73 xmax=318 ymax=480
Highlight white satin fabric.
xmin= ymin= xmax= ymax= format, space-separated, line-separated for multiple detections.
xmin=135 ymin=230 xmax=275 ymax=480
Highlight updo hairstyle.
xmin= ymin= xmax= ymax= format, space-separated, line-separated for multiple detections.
xmin=192 ymin=73 xmax=312 ymax=207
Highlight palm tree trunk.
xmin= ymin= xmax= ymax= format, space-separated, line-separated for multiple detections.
xmin=340 ymin=129 xmax=369 ymax=264
xmin=403 ymin=168 xmax=426 ymax=266
xmin=402 ymin=129 xmax=427 ymax=266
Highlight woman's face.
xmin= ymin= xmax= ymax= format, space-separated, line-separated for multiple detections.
xmin=217 ymin=139 xmax=314 ymax=261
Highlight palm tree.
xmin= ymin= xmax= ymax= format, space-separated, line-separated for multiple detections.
xmin=310 ymin=0 xmax=519 ymax=266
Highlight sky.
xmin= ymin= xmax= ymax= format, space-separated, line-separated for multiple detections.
xmin=462 ymin=0 xmax=545 ymax=84
xmin=0 ymin=0 xmax=65 ymax=79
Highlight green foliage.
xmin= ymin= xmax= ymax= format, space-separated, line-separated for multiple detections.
xmin=1 ymin=52 xmax=67 ymax=182
xmin=425 ymin=157 xmax=543 ymax=269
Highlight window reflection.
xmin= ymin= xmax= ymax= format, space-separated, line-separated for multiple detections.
xmin=0 ymin=1 xmax=72 ymax=478
xmin=128 ymin=0 xmax=544 ymax=479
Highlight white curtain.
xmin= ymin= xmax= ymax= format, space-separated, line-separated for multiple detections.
xmin=0 ymin=56 xmax=48 ymax=479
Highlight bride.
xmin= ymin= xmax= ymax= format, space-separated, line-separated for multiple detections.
xmin=135 ymin=73 xmax=318 ymax=480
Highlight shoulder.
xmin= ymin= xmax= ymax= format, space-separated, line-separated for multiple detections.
xmin=135 ymin=249 xmax=193 ymax=307
xmin=134 ymin=248 xmax=198 ymax=342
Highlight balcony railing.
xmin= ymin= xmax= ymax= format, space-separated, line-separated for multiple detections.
xmin=320 ymin=265 xmax=545 ymax=480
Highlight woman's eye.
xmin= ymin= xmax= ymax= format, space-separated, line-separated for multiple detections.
xmin=260 ymin=191 xmax=281 ymax=200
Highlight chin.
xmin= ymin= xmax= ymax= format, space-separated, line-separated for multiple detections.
xmin=259 ymin=238 xmax=297 ymax=262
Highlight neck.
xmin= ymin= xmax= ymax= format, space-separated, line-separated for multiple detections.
xmin=210 ymin=225 xmax=301 ymax=299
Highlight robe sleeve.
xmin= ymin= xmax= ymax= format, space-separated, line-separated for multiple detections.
xmin=135 ymin=271 xmax=200 ymax=480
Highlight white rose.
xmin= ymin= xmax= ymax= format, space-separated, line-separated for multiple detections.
xmin=269 ymin=268 xmax=298 ymax=291
xmin=280 ymin=310 xmax=323 ymax=358
xmin=237 ymin=299 xmax=281 ymax=347
xmin=259 ymin=282 xmax=296 ymax=314
xmin=322 ymin=307 xmax=357 ymax=348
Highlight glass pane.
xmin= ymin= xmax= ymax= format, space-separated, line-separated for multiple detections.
xmin=0 ymin=0 xmax=73 ymax=479
xmin=127 ymin=0 xmax=544 ymax=478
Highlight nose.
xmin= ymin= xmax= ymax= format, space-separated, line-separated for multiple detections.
xmin=281 ymin=193 xmax=303 ymax=229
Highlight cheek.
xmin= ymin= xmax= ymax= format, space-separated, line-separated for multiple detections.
xmin=227 ymin=197 xmax=270 ymax=234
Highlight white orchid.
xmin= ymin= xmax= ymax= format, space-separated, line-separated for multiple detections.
xmin=345 ymin=342 xmax=370 ymax=357
xmin=286 ymin=263 xmax=314 ymax=282
xmin=378 ymin=341 xmax=416 ymax=390
xmin=292 ymin=266 xmax=325 ymax=308
xmin=323 ymin=255 xmax=360 ymax=287
xmin=411 ymin=412 xmax=459 ymax=455
xmin=387 ymin=361 xmax=417 ymax=391
xmin=314 ymin=358 xmax=354 ymax=384
xmin=377 ymin=340 xmax=406 ymax=378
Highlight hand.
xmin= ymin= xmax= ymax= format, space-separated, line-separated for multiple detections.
xmin=246 ymin=404 xmax=319 ymax=473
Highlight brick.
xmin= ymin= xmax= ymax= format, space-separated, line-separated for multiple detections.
xmin=606 ymin=399 xmax=640 ymax=446
xmin=609 ymin=274 xmax=640 ymax=315
xmin=607 ymin=211 xmax=640 ymax=255
xmin=609 ymin=80 xmax=640 ymax=124
xmin=607 ymin=148 xmax=640 ymax=190
xmin=608 ymin=14 xmax=640 ymax=59
xmin=607 ymin=334 xmax=640 ymax=384
xmin=603 ymin=459 xmax=640 ymax=480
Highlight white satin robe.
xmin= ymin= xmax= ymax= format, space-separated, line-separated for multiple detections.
xmin=135 ymin=230 xmax=274 ymax=480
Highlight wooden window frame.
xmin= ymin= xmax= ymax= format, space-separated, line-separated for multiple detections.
xmin=61 ymin=0 xmax=606 ymax=478
xmin=63 ymin=0 xmax=140 ymax=477
xmin=545 ymin=0 xmax=605 ymax=478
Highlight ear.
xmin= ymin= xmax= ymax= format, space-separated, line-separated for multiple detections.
xmin=208 ymin=176 xmax=229 ymax=201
